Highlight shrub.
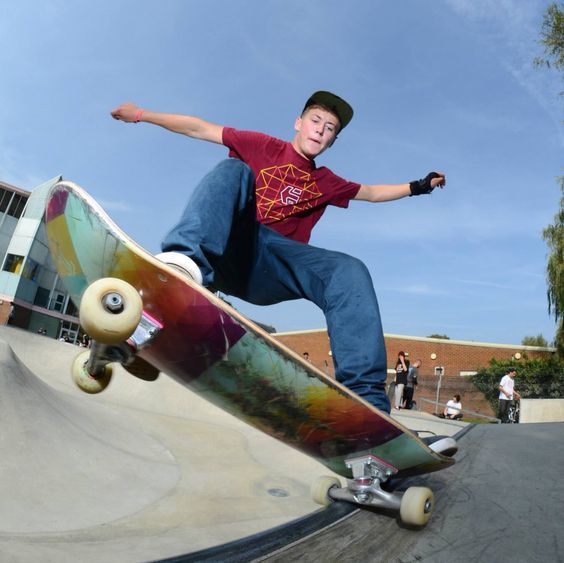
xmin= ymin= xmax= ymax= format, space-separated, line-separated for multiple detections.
xmin=471 ymin=356 xmax=564 ymax=412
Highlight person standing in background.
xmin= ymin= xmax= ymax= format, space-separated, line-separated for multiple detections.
xmin=394 ymin=351 xmax=409 ymax=409
xmin=404 ymin=358 xmax=420 ymax=409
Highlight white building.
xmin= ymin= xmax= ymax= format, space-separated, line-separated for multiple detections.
xmin=0 ymin=177 xmax=81 ymax=342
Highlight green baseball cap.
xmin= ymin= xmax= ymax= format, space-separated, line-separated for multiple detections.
xmin=303 ymin=91 xmax=354 ymax=130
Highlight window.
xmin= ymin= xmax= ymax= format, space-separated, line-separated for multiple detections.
xmin=49 ymin=292 xmax=66 ymax=312
xmin=9 ymin=194 xmax=27 ymax=218
xmin=38 ymin=289 xmax=77 ymax=317
xmin=22 ymin=258 xmax=41 ymax=282
xmin=0 ymin=189 xmax=28 ymax=218
xmin=59 ymin=321 xmax=80 ymax=343
xmin=34 ymin=287 xmax=50 ymax=307
xmin=0 ymin=188 xmax=10 ymax=213
xmin=3 ymin=254 xmax=24 ymax=274
xmin=65 ymin=298 xmax=78 ymax=317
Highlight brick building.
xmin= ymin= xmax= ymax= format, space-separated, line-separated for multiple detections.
xmin=274 ymin=329 xmax=555 ymax=417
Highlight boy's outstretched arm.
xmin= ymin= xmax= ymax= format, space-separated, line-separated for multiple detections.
xmin=354 ymin=172 xmax=446 ymax=202
xmin=110 ymin=102 xmax=224 ymax=144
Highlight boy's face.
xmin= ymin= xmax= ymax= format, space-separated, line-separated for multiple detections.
xmin=292 ymin=106 xmax=339 ymax=159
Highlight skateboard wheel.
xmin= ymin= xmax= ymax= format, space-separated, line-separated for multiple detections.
xmin=80 ymin=278 xmax=143 ymax=345
xmin=311 ymin=476 xmax=341 ymax=506
xmin=399 ymin=486 xmax=434 ymax=527
xmin=71 ymin=350 xmax=113 ymax=394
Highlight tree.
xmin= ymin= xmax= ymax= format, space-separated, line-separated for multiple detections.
xmin=534 ymin=2 xmax=564 ymax=71
xmin=543 ymin=179 xmax=564 ymax=355
xmin=535 ymin=3 xmax=564 ymax=356
xmin=427 ymin=334 xmax=450 ymax=340
xmin=522 ymin=334 xmax=550 ymax=347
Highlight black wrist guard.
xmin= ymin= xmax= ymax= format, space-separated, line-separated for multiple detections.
xmin=409 ymin=172 xmax=441 ymax=196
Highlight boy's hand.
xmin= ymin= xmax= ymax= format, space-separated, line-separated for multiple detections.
xmin=111 ymin=102 xmax=144 ymax=123
xmin=409 ymin=171 xmax=446 ymax=196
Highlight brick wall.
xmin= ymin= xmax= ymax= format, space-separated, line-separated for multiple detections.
xmin=275 ymin=330 xmax=335 ymax=376
xmin=273 ymin=329 xmax=554 ymax=417
xmin=383 ymin=335 xmax=549 ymax=377
xmin=0 ymin=300 xmax=12 ymax=325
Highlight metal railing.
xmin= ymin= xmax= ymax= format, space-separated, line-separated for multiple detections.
xmin=416 ymin=396 xmax=500 ymax=423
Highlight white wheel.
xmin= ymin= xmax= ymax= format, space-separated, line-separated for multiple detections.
xmin=71 ymin=350 xmax=112 ymax=394
xmin=400 ymin=486 xmax=434 ymax=526
xmin=311 ymin=476 xmax=341 ymax=506
xmin=79 ymin=278 xmax=142 ymax=345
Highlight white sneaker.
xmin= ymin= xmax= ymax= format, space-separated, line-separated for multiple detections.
xmin=155 ymin=252 xmax=203 ymax=285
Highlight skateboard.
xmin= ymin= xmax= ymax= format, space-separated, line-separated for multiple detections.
xmin=44 ymin=180 xmax=456 ymax=527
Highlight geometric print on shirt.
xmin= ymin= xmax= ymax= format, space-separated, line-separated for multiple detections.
xmin=256 ymin=163 xmax=322 ymax=223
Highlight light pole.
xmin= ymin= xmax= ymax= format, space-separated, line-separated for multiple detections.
xmin=434 ymin=366 xmax=444 ymax=415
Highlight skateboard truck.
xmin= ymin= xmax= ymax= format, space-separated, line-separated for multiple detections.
xmin=313 ymin=453 xmax=435 ymax=526
xmin=84 ymin=312 xmax=163 ymax=375
xmin=127 ymin=311 xmax=164 ymax=351
xmin=85 ymin=340 xmax=133 ymax=379
xmin=328 ymin=454 xmax=401 ymax=511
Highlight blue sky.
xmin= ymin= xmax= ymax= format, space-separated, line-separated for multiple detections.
xmin=0 ymin=0 xmax=561 ymax=345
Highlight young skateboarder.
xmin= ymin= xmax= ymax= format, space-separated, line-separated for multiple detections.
xmin=111 ymin=91 xmax=446 ymax=414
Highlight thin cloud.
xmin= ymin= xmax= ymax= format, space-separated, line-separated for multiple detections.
xmin=455 ymin=278 xmax=524 ymax=291
xmin=321 ymin=201 xmax=550 ymax=244
xmin=97 ymin=199 xmax=140 ymax=213
xmin=0 ymin=145 xmax=47 ymax=191
xmin=444 ymin=0 xmax=563 ymax=145
xmin=383 ymin=283 xmax=451 ymax=297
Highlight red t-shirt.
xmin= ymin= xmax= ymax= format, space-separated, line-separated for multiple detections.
xmin=222 ymin=127 xmax=360 ymax=243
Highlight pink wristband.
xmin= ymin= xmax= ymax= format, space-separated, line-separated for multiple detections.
xmin=134 ymin=109 xmax=144 ymax=123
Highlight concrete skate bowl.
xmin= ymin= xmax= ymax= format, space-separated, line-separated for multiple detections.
xmin=0 ymin=326 xmax=338 ymax=562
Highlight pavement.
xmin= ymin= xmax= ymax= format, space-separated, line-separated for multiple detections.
xmin=259 ymin=421 xmax=564 ymax=563
xmin=2 ymin=325 xmax=561 ymax=562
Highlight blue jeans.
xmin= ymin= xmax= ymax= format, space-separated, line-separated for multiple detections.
xmin=162 ymin=159 xmax=390 ymax=413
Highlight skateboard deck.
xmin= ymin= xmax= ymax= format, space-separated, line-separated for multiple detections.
xmin=44 ymin=181 xmax=454 ymax=523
